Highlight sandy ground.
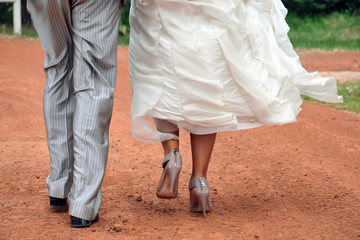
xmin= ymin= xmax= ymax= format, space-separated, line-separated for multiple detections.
xmin=0 ymin=37 xmax=359 ymax=240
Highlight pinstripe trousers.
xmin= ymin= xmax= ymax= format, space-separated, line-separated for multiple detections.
xmin=27 ymin=0 xmax=121 ymax=221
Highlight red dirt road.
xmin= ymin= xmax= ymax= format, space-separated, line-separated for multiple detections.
xmin=0 ymin=37 xmax=360 ymax=239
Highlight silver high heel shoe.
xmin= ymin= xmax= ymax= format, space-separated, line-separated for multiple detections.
xmin=189 ymin=177 xmax=212 ymax=217
xmin=156 ymin=149 xmax=182 ymax=199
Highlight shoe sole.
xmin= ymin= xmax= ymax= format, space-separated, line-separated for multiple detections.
xmin=71 ymin=216 xmax=99 ymax=228
xmin=156 ymin=191 xmax=178 ymax=199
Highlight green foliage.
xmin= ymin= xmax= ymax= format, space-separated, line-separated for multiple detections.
xmin=287 ymin=12 xmax=360 ymax=50
xmin=282 ymin=0 xmax=360 ymax=16
xmin=118 ymin=1 xmax=131 ymax=45
xmin=119 ymin=2 xmax=130 ymax=45
xmin=303 ymin=81 xmax=360 ymax=113
xmin=0 ymin=3 xmax=12 ymax=24
xmin=121 ymin=1 xmax=131 ymax=28
xmin=0 ymin=1 xmax=32 ymax=26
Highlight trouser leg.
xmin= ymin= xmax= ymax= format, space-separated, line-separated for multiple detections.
xmin=68 ymin=0 xmax=121 ymax=220
xmin=27 ymin=0 xmax=74 ymax=198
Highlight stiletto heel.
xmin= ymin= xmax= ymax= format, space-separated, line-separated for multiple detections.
xmin=167 ymin=166 xmax=180 ymax=194
xmin=197 ymin=191 xmax=208 ymax=218
xmin=156 ymin=149 xmax=182 ymax=199
xmin=189 ymin=177 xmax=212 ymax=218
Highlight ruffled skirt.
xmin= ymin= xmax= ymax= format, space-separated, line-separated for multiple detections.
xmin=129 ymin=0 xmax=342 ymax=142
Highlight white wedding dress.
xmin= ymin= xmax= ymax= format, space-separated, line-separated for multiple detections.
xmin=129 ymin=0 xmax=342 ymax=142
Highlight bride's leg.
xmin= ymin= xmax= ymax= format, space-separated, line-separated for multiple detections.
xmin=189 ymin=133 xmax=216 ymax=217
xmin=154 ymin=118 xmax=182 ymax=199
xmin=190 ymin=133 xmax=216 ymax=179
xmin=154 ymin=118 xmax=179 ymax=154
xmin=160 ymin=133 xmax=179 ymax=156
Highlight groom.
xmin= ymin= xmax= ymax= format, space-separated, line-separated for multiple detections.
xmin=27 ymin=0 xmax=122 ymax=228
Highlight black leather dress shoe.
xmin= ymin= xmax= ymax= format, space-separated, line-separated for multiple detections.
xmin=70 ymin=215 xmax=99 ymax=228
xmin=49 ymin=197 xmax=67 ymax=207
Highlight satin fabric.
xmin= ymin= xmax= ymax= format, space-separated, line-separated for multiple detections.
xmin=129 ymin=0 xmax=342 ymax=143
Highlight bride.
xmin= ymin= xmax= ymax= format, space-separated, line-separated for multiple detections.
xmin=128 ymin=0 xmax=342 ymax=217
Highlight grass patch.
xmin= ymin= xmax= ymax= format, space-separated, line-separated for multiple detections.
xmin=0 ymin=24 xmax=38 ymax=39
xmin=1 ymin=12 xmax=359 ymax=49
xmin=1 ymin=24 xmax=130 ymax=46
xmin=287 ymin=12 xmax=360 ymax=50
xmin=118 ymin=34 xmax=129 ymax=46
xmin=303 ymin=80 xmax=360 ymax=113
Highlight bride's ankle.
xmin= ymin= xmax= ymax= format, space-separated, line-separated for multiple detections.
xmin=190 ymin=174 xmax=207 ymax=180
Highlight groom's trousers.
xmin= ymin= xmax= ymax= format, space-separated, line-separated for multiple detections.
xmin=27 ymin=0 xmax=121 ymax=221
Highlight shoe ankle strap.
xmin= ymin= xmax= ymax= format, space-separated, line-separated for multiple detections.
xmin=162 ymin=149 xmax=179 ymax=168
xmin=189 ymin=177 xmax=208 ymax=190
